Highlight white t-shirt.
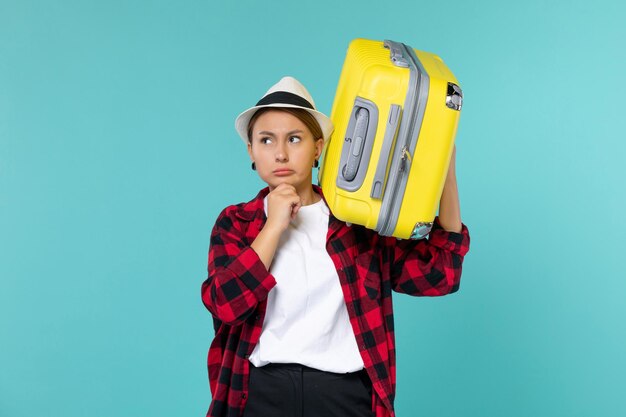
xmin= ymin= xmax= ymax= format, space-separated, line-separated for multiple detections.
xmin=248 ymin=196 xmax=364 ymax=373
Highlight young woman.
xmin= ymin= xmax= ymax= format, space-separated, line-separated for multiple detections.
xmin=201 ymin=76 xmax=470 ymax=417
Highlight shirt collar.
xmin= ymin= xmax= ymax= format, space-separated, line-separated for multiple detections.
xmin=234 ymin=184 xmax=333 ymax=220
xmin=234 ymin=185 xmax=345 ymax=240
xmin=234 ymin=187 xmax=270 ymax=223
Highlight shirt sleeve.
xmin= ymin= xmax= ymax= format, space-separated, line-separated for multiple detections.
xmin=201 ymin=207 xmax=277 ymax=325
xmin=387 ymin=216 xmax=470 ymax=296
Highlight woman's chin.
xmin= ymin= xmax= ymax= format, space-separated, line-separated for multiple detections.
xmin=265 ymin=177 xmax=311 ymax=191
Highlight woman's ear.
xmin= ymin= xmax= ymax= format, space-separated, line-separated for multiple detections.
xmin=315 ymin=138 xmax=324 ymax=160
xmin=247 ymin=142 xmax=254 ymax=162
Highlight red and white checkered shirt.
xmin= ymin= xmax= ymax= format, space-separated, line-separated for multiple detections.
xmin=201 ymin=185 xmax=470 ymax=417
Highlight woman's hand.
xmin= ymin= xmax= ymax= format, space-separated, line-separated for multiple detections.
xmin=251 ymin=183 xmax=301 ymax=270
xmin=265 ymin=183 xmax=302 ymax=233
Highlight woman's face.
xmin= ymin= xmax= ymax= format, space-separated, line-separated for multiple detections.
xmin=247 ymin=110 xmax=323 ymax=192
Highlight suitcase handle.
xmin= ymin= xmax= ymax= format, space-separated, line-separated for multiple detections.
xmin=384 ymin=39 xmax=410 ymax=68
xmin=336 ymin=97 xmax=379 ymax=192
xmin=341 ymin=108 xmax=369 ymax=181
xmin=384 ymin=40 xmax=410 ymax=68
xmin=371 ymin=104 xmax=402 ymax=199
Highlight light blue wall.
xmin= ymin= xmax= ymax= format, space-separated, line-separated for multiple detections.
xmin=1 ymin=1 xmax=624 ymax=416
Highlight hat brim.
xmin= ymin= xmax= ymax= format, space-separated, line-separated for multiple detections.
xmin=235 ymin=103 xmax=334 ymax=145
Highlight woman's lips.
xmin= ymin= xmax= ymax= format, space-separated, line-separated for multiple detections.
xmin=273 ymin=169 xmax=294 ymax=176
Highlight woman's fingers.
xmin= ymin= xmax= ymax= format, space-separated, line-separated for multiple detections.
xmin=291 ymin=200 xmax=302 ymax=219
xmin=267 ymin=184 xmax=301 ymax=231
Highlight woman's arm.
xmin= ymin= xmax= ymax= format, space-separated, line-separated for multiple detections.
xmin=201 ymin=184 xmax=303 ymax=324
xmin=437 ymin=145 xmax=462 ymax=233
xmin=250 ymin=183 xmax=302 ymax=269
xmin=201 ymin=208 xmax=277 ymax=325
xmin=387 ymin=145 xmax=469 ymax=296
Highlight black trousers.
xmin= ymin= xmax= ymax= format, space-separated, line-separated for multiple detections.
xmin=243 ymin=363 xmax=375 ymax=417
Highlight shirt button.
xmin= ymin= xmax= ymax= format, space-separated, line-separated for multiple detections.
xmin=255 ymin=314 xmax=261 ymax=321
xmin=361 ymin=344 xmax=366 ymax=350
xmin=242 ymin=393 xmax=247 ymax=399
xmin=244 ymin=354 xmax=249 ymax=359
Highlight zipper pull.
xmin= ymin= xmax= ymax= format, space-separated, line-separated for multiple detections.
xmin=400 ymin=146 xmax=412 ymax=172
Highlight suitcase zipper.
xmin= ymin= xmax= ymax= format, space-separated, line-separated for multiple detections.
xmin=376 ymin=41 xmax=430 ymax=238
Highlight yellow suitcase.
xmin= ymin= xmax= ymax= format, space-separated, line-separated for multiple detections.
xmin=318 ymin=38 xmax=463 ymax=239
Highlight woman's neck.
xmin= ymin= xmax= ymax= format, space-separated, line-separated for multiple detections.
xmin=298 ymin=187 xmax=321 ymax=206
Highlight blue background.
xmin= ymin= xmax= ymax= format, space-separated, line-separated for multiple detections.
xmin=1 ymin=0 xmax=625 ymax=416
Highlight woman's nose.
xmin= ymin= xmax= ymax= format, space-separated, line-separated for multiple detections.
xmin=275 ymin=142 xmax=288 ymax=161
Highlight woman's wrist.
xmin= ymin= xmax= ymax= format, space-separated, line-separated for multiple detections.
xmin=264 ymin=218 xmax=287 ymax=235
xmin=251 ymin=225 xmax=282 ymax=270
xmin=438 ymin=170 xmax=462 ymax=233
xmin=444 ymin=169 xmax=457 ymax=184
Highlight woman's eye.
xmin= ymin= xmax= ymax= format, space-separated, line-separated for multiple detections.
xmin=260 ymin=137 xmax=273 ymax=144
xmin=289 ymin=136 xmax=301 ymax=143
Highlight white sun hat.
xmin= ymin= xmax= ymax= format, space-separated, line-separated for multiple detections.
xmin=234 ymin=76 xmax=334 ymax=144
